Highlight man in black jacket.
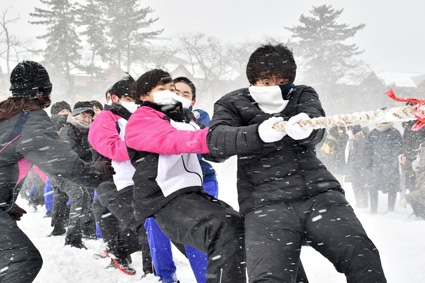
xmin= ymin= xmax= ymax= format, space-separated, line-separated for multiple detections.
xmin=206 ymin=44 xmax=387 ymax=283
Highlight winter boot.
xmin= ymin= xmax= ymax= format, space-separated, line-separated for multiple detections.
xmin=47 ymin=226 xmax=66 ymax=237
xmin=103 ymin=250 xmax=136 ymax=276
xmin=65 ymin=233 xmax=87 ymax=249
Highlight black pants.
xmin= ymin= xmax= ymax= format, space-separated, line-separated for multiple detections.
xmin=50 ymin=179 xmax=69 ymax=230
xmin=0 ymin=211 xmax=42 ymax=282
xmin=92 ymin=182 xmax=152 ymax=273
xmin=55 ymin=179 xmax=91 ymax=245
xmin=154 ymin=192 xmax=246 ymax=283
xmin=370 ymin=190 xmax=398 ymax=213
xmin=245 ymin=190 xmax=387 ymax=283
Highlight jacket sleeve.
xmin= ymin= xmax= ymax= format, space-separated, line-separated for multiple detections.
xmin=125 ymin=106 xmax=210 ymax=155
xmin=88 ymin=111 xmax=129 ymax=162
xmin=291 ymin=86 xmax=326 ymax=147
xmin=18 ymin=111 xmax=103 ymax=189
xmin=207 ymin=94 xmax=264 ymax=162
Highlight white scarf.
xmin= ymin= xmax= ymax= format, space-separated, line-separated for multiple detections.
xmin=249 ymin=85 xmax=291 ymax=114
xmin=153 ymin=90 xmax=192 ymax=109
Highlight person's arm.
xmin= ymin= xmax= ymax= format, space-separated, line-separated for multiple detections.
xmin=207 ymin=94 xmax=265 ymax=161
xmin=125 ymin=106 xmax=209 ymax=155
xmin=18 ymin=111 xmax=107 ymax=188
xmin=88 ymin=111 xmax=129 ymax=161
xmin=288 ymin=86 xmax=326 ymax=146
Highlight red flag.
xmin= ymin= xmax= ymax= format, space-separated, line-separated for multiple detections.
xmin=385 ymin=88 xmax=425 ymax=131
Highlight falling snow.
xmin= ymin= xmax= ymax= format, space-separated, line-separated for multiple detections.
xmin=13 ymin=170 xmax=425 ymax=283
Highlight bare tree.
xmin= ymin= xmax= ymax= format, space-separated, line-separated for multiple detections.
xmin=0 ymin=8 xmax=27 ymax=74
xmin=174 ymin=32 xmax=236 ymax=101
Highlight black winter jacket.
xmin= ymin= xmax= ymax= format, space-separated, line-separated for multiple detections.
xmin=0 ymin=109 xmax=103 ymax=207
xmin=58 ymin=118 xmax=92 ymax=163
xmin=365 ymin=126 xmax=402 ymax=193
xmin=206 ymin=86 xmax=343 ymax=215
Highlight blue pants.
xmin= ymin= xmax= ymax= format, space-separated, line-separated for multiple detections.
xmin=93 ymin=191 xmax=102 ymax=239
xmin=43 ymin=177 xmax=54 ymax=212
xmin=145 ymin=218 xmax=177 ymax=283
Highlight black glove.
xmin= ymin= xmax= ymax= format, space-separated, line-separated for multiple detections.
xmin=93 ymin=161 xmax=115 ymax=182
xmin=7 ymin=203 xmax=27 ymax=221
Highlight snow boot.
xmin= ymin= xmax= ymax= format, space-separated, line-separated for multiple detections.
xmin=47 ymin=226 xmax=66 ymax=237
xmin=103 ymin=250 xmax=136 ymax=276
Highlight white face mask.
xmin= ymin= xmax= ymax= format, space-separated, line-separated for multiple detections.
xmin=153 ymin=90 xmax=192 ymax=109
xmin=249 ymin=85 xmax=290 ymax=114
xmin=121 ymin=101 xmax=138 ymax=113
xmin=106 ymin=100 xmax=113 ymax=106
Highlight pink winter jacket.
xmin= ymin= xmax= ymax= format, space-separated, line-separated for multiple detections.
xmin=88 ymin=110 xmax=129 ymax=162
xmin=125 ymin=106 xmax=210 ymax=155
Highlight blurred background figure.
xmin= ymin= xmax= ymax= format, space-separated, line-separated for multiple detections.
xmin=345 ymin=125 xmax=369 ymax=208
xmin=400 ymin=143 xmax=425 ymax=220
xmin=317 ymin=125 xmax=348 ymax=184
xmin=399 ymin=110 xmax=425 ymax=201
xmin=366 ymin=118 xmax=402 ymax=214
xmin=91 ymin=100 xmax=103 ymax=119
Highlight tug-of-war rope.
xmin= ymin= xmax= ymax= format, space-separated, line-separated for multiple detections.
xmin=273 ymin=89 xmax=425 ymax=132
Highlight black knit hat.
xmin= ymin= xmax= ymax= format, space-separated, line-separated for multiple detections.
xmin=72 ymin=101 xmax=95 ymax=117
xmin=51 ymin=101 xmax=72 ymax=115
xmin=9 ymin=60 xmax=52 ymax=98
xmin=110 ymin=74 xmax=135 ymax=99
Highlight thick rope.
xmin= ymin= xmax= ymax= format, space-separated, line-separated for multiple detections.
xmin=273 ymin=89 xmax=425 ymax=132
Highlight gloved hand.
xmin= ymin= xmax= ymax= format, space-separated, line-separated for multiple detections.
xmin=258 ymin=116 xmax=286 ymax=143
xmin=93 ymin=161 xmax=116 ymax=182
xmin=285 ymin=113 xmax=313 ymax=140
xmin=7 ymin=203 xmax=27 ymax=221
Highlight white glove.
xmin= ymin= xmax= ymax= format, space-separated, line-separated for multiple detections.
xmin=285 ymin=113 xmax=313 ymax=140
xmin=258 ymin=116 xmax=286 ymax=143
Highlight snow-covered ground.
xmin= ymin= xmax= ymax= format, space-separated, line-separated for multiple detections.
xmin=16 ymin=162 xmax=425 ymax=283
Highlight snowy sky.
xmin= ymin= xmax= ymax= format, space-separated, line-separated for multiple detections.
xmin=1 ymin=0 xmax=425 ymax=72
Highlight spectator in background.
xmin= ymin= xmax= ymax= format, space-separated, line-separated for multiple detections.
xmin=366 ymin=118 xmax=403 ymax=214
xmin=317 ymin=125 xmax=348 ymax=183
xmin=50 ymin=100 xmax=72 ymax=131
xmin=91 ymin=100 xmax=103 ymax=119
xmin=399 ymin=114 xmax=425 ymax=197
xmin=345 ymin=125 xmax=369 ymax=208
xmin=400 ymin=142 xmax=425 ymax=220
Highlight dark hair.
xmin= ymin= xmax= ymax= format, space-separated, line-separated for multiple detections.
xmin=110 ymin=74 xmax=135 ymax=99
xmin=51 ymin=100 xmax=71 ymax=115
xmin=173 ymin=76 xmax=196 ymax=101
xmin=91 ymin=100 xmax=103 ymax=111
xmin=0 ymin=97 xmax=48 ymax=122
xmin=133 ymin=69 xmax=172 ymax=97
xmin=246 ymin=43 xmax=297 ymax=85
